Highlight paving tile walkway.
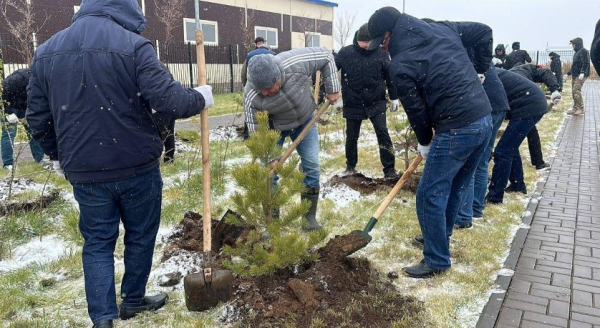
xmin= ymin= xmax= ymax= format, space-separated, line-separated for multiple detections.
xmin=478 ymin=81 xmax=600 ymax=328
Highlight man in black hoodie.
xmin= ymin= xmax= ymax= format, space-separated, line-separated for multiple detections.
xmin=504 ymin=42 xmax=532 ymax=69
xmin=549 ymin=52 xmax=563 ymax=92
xmin=492 ymin=44 xmax=507 ymax=68
xmin=564 ymin=37 xmax=590 ymax=116
xmin=592 ymin=20 xmax=600 ymax=74
xmin=335 ymin=23 xmax=400 ymax=179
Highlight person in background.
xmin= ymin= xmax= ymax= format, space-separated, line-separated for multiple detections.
xmin=26 ymin=0 xmax=213 ymax=327
xmin=592 ymin=19 xmax=600 ymax=74
xmin=486 ymin=69 xmax=548 ymax=204
xmin=367 ymin=7 xmax=493 ymax=278
xmin=335 ymin=23 xmax=400 ymax=179
xmin=244 ymin=48 xmax=341 ymax=231
xmin=492 ymin=44 xmax=507 ymax=68
xmin=549 ymin=52 xmax=563 ymax=92
xmin=510 ymin=63 xmax=561 ymax=171
xmin=504 ymin=42 xmax=532 ymax=69
xmin=564 ymin=37 xmax=590 ymax=116
xmin=1 ymin=68 xmax=45 ymax=171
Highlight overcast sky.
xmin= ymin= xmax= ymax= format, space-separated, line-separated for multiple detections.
xmin=335 ymin=0 xmax=599 ymax=51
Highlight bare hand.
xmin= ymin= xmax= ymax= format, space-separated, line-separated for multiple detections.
xmin=326 ymin=92 xmax=340 ymax=105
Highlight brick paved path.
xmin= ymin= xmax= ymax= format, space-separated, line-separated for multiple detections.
xmin=479 ymin=81 xmax=600 ymax=327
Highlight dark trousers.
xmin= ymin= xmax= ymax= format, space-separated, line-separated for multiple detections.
xmin=72 ymin=167 xmax=163 ymax=323
xmin=345 ymin=112 xmax=395 ymax=173
xmin=526 ymin=126 xmax=544 ymax=167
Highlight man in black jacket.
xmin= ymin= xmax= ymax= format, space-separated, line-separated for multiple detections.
xmin=492 ymin=44 xmax=507 ymax=68
xmin=335 ymin=23 xmax=399 ymax=179
xmin=592 ymin=20 xmax=600 ymax=74
xmin=564 ymin=37 xmax=590 ymax=116
xmin=504 ymin=42 xmax=532 ymax=69
xmin=549 ymin=52 xmax=563 ymax=92
xmin=368 ymin=7 xmax=493 ymax=278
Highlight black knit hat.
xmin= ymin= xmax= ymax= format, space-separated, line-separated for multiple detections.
xmin=367 ymin=6 xmax=401 ymax=50
xmin=254 ymin=36 xmax=265 ymax=44
xmin=512 ymin=42 xmax=520 ymax=50
xmin=356 ymin=23 xmax=371 ymax=42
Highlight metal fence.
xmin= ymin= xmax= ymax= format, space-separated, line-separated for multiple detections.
xmin=526 ymin=49 xmax=598 ymax=78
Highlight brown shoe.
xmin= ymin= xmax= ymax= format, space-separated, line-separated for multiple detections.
xmin=566 ymin=108 xmax=576 ymax=115
xmin=573 ymin=109 xmax=585 ymax=116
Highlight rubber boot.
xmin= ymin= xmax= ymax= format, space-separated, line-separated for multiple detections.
xmin=301 ymin=187 xmax=322 ymax=230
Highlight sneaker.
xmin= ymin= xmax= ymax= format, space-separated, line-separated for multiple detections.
xmin=535 ymin=162 xmax=550 ymax=171
xmin=473 ymin=216 xmax=483 ymax=221
xmin=119 ymin=293 xmax=169 ymax=320
xmin=454 ymin=222 xmax=473 ymax=230
xmin=505 ymin=184 xmax=527 ymax=194
xmin=3 ymin=165 xmax=12 ymax=171
xmin=573 ymin=109 xmax=585 ymax=116
xmin=384 ymin=170 xmax=400 ymax=180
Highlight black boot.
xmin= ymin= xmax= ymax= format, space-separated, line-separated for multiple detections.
xmin=301 ymin=188 xmax=322 ymax=230
xmin=119 ymin=293 xmax=169 ymax=320
xmin=92 ymin=320 xmax=113 ymax=328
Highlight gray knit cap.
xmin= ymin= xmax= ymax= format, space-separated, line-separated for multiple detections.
xmin=247 ymin=54 xmax=280 ymax=90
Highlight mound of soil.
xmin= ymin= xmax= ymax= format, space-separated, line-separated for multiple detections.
xmin=329 ymin=171 xmax=421 ymax=195
xmin=163 ymin=213 xmax=422 ymax=327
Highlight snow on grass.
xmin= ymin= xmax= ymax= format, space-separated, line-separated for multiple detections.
xmin=0 ymin=235 xmax=76 ymax=273
xmin=320 ymin=183 xmax=361 ymax=208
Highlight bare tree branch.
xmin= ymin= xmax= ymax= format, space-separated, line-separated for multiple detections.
xmin=0 ymin=0 xmax=48 ymax=63
xmin=240 ymin=9 xmax=256 ymax=52
xmin=334 ymin=10 xmax=357 ymax=49
xmin=152 ymin=0 xmax=185 ymax=49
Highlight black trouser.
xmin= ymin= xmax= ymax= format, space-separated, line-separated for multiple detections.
xmin=345 ymin=112 xmax=395 ymax=173
xmin=527 ymin=125 xmax=544 ymax=167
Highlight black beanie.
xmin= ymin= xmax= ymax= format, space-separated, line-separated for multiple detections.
xmin=512 ymin=42 xmax=520 ymax=50
xmin=356 ymin=23 xmax=371 ymax=42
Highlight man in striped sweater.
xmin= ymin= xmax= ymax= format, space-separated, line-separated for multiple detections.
xmin=244 ymin=48 xmax=340 ymax=230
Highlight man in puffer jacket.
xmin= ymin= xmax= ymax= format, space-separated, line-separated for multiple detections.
xmin=492 ymin=44 xmax=507 ymax=68
xmin=244 ymin=48 xmax=341 ymax=231
xmin=564 ymin=37 xmax=590 ymax=116
xmin=504 ymin=42 xmax=532 ymax=69
xmin=26 ymin=0 xmax=213 ymax=326
xmin=549 ymin=52 xmax=563 ymax=91
xmin=367 ymin=7 xmax=493 ymax=278
xmin=335 ymin=23 xmax=400 ymax=179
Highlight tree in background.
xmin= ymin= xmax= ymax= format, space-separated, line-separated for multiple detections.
xmin=152 ymin=0 xmax=185 ymax=59
xmin=334 ymin=10 xmax=357 ymax=49
xmin=0 ymin=0 xmax=48 ymax=64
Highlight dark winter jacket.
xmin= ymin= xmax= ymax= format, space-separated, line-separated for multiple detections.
xmin=504 ymin=44 xmax=532 ymax=70
xmin=386 ymin=14 xmax=492 ymax=146
xmin=2 ymin=69 xmax=31 ymax=118
xmin=493 ymin=44 xmax=507 ymax=68
xmin=510 ymin=64 xmax=560 ymax=93
xmin=335 ymin=33 xmax=398 ymax=119
xmin=482 ymin=65 xmax=510 ymax=114
xmin=26 ymin=0 xmax=205 ymax=183
xmin=592 ymin=19 xmax=600 ymax=75
xmin=497 ymin=69 xmax=548 ymax=121
xmin=549 ymin=52 xmax=562 ymax=77
xmin=567 ymin=38 xmax=590 ymax=78
xmin=241 ymin=46 xmax=276 ymax=86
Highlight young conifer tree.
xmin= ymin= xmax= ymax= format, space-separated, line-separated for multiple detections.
xmin=224 ymin=112 xmax=326 ymax=277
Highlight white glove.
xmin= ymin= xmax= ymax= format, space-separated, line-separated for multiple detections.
xmin=53 ymin=161 xmax=65 ymax=178
xmin=193 ymin=85 xmax=214 ymax=110
xmin=578 ymin=73 xmax=585 ymax=80
xmin=6 ymin=114 xmax=18 ymax=124
xmin=417 ymin=144 xmax=431 ymax=160
xmin=563 ymin=74 xmax=569 ymax=80
xmin=390 ymin=99 xmax=400 ymax=112
xmin=491 ymin=58 xmax=502 ymax=66
xmin=478 ymin=74 xmax=485 ymax=84
xmin=550 ymin=90 xmax=562 ymax=104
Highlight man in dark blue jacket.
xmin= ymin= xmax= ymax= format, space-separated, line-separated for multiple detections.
xmin=368 ymin=7 xmax=493 ymax=278
xmin=592 ymin=20 xmax=600 ymax=74
xmin=26 ymin=0 xmax=212 ymax=327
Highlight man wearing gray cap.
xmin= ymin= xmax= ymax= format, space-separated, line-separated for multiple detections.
xmin=244 ymin=48 xmax=340 ymax=230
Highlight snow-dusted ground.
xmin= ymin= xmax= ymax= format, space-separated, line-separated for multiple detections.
xmin=0 ymin=235 xmax=76 ymax=273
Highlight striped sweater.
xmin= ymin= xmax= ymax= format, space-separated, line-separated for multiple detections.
xmin=243 ymin=47 xmax=340 ymax=132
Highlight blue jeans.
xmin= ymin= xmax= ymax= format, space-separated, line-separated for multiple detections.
xmin=486 ymin=116 xmax=543 ymax=203
xmin=1 ymin=121 xmax=44 ymax=166
xmin=456 ymin=111 xmax=507 ymax=225
xmin=276 ymin=115 xmax=320 ymax=189
xmin=416 ymin=115 xmax=492 ymax=270
xmin=72 ymin=167 xmax=163 ymax=323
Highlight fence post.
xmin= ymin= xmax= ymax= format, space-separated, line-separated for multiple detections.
xmin=156 ymin=40 xmax=160 ymax=60
xmin=0 ymin=34 xmax=4 ymax=79
xmin=536 ymin=51 xmax=539 ymax=65
xmin=229 ymin=45 xmax=234 ymax=93
xmin=187 ymin=42 xmax=194 ymax=88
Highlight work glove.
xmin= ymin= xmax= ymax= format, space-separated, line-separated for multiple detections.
xmin=390 ymin=99 xmax=400 ymax=112
xmin=193 ymin=85 xmax=214 ymax=110
xmin=417 ymin=143 xmax=431 ymax=160
xmin=550 ymin=91 xmax=562 ymax=104
xmin=477 ymin=74 xmax=485 ymax=84
xmin=579 ymin=73 xmax=585 ymax=80
xmin=491 ymin=58 xmax=502 ymax=66
xmin=563 ymin=74 xmax=569 ymax=80
xmin=6 ymin=114 xmax=18 ymax=124
xmin=53 ymin=161 xmax=65 ymax=178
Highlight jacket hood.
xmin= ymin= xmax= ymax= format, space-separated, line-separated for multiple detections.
xmin=512 ymin=42 xmax=520 ymax=50
xmin=549 ymin=52 xmax=560 ymax=59
xmin=387 ymin=14 xmax=434 ymax=57
xmin=73 ymin=0 xmax=147 ymax=34
xmin=570 ymin=37 xmax=583 ymax=51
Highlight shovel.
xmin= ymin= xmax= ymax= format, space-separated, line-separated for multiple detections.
xmin=344 ymin=154 xmax=423 ymax=256
xmin=184 ymin=2 xmax=233 ymax=311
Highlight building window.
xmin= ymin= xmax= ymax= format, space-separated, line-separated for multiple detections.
xmin=305 ymin=32 xmax=320 ymax=47
xmin=255 ymin=26 xmax=278 ymax=49
xmin=74 ymin=5 xmax=80 ymax=13
xmin=183 ymin=19 xmax=218 ymax=45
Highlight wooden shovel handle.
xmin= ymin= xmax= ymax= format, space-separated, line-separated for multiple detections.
xmin=372 ymin=154 xmax=422 ymax=219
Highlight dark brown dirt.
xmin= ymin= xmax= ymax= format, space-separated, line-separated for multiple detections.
xmin=329 ymin=171 xmax=421 ymax=194
xmin=0 ymin=189 xmax=60 ymax=215
xmin=164 ymin=213 xmax=423 ymax=327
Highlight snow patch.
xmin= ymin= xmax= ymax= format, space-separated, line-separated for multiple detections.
xmin=0 ymin=235 xmax=75 ymax=273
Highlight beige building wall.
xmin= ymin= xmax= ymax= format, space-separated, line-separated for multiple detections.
xmin=291 ymin=32 xmax=334 ymax=50
xmin=202 ymin=0 xmax=334 ymax=22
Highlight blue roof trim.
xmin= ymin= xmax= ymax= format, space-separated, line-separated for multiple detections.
xmin=302 ymin=0 xmax=338 ymax=7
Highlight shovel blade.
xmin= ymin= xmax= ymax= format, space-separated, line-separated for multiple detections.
xmin=184 ymin=269 xmax=234 ymax=311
